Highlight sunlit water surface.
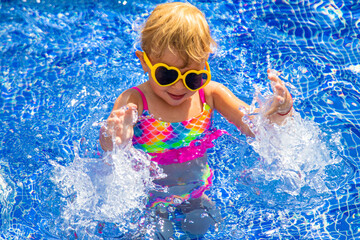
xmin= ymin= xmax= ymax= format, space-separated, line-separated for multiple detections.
xmin=1 ymin=0 xmax=359 ymax=239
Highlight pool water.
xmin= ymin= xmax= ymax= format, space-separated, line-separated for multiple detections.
xmin=1 ymin=0 xmax=359 ymax=239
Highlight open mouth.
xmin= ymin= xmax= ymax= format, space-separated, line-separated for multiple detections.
xmin=168 ymin=92 xmax=185 ymax=100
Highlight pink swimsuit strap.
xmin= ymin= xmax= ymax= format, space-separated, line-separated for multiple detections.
xmin=132 ymin=86 xmax=148 ymax=110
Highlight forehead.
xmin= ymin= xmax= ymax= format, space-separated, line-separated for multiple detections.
xmin=152 ymin=48 xmax=205 ymax=70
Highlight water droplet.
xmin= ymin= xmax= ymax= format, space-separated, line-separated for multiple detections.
xmin=173 ymin=198 xmax=182 ymax=205
xmin=327 ymin=99 xmax=334 ymax=104
xmin=132 ymin=109 xmax=138 ymax=124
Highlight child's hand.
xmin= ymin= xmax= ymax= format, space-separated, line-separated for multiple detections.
xmin=265 ymin=69 xmax=293 ymax=117
xmin=105 ymin=103 xmax=138 ymax=145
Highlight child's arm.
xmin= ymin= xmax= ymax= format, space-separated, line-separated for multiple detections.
xmin=208 ymin=69 xmax=293 ymax=137
xmin=207 ymin=82 xmax=255 ymax=137
xmin=99 ymin=89 xmax=140 ymax=151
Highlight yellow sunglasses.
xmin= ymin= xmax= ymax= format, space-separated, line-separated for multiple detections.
xmin=143 ymin=52 xmax=211 ymax=91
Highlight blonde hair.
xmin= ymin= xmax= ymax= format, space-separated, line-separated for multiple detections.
xmin=140 ymin=2 xmax=216 ymax=65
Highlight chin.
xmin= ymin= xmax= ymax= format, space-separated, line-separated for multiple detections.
xmin=165 ymin=98 xmax=186 ymax=106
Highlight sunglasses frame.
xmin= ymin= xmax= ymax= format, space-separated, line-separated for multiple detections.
xmin=142 ymin=51 xmax=211 ymax=91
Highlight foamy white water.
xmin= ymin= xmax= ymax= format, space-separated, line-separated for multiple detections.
xmin=242 ymin=85 xmax=342 ymax=196
xmin=51 ymin=143 xmax=165 ymax=237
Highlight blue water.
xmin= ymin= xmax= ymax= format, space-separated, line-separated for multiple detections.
xmin=1 ymin=0 xmax=359 ymax=239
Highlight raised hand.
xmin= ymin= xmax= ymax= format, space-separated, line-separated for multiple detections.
xmin=265 ymin=69 xmax=293 ymax=117
xmin=100 ymin=103 xmax=138 ymax=150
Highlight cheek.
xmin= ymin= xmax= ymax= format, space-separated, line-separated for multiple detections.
xmin=187 ymin=91 xmax=197 ymax=98
xmin=149 ymin=78 xmax=159 ymax=88
xmin=149 ymin=79 xmax=166 ymax=93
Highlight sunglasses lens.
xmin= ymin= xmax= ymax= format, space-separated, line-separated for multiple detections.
xmin=155 ymin=67 xmax=178 ymax=85
xmin=185 ymin=72 xmax=208 ymax=90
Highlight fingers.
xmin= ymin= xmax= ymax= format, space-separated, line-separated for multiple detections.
xmin=108 ymin=109 xmax=127 ymax=131
xmin=268 ymin=70 xmax=286 ymax=94
xmin=266 ymin=69 xmax=293 ymax=117
xmin=101 ymin=102 xmax=138 ymax=147
xmin=265 ymin=94 xmax=289 ymax=116
xmin=267 ymin=69 xmax=281 ymax=83
xmin=109 ymin=103 xmax=137 ymax=120
xmin=272 ymin=84 xmax=285 ymax=101
xmin=127 ymin=103 xmax=137 ymax=110
xmin=265 ymin=95 xmax=282 ymax=116
xmin=106 ymin=103 xmax=138 ymax=137
xmin=110 ymin=109 xmax=125 ymax=119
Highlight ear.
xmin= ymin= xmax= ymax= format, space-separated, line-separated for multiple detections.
xmin=135 ymin=50 xmax=148 ymax=73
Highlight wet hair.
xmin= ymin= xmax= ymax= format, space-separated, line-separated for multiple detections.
xmin=140 ymin=2 xmax=216 ymax=65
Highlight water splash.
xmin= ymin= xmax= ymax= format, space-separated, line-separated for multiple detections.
xmin=0 ymin=165 xmax=16 ymax=232
xmin=51 ymin=143 xmax=165 ymax=238
xmin=241 ymin=85 xmax=342 ymax=198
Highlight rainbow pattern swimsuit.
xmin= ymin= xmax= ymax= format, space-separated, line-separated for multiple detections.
xmin=132 ymin=87 xmax=224 ymax=208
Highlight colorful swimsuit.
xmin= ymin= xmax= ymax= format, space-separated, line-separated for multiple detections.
xmin=132 ymin=87 xmax=224 ymax=208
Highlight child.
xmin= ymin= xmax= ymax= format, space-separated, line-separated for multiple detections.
xmin=99 ymin=2 xmax=293 ymax=238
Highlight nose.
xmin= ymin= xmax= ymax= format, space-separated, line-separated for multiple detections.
xmin=171 ymin=78 xmax=186 ymax=90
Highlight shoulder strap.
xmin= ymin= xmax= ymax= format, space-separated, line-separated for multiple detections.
xmin=132 ymin=87 xmax=148 ymax=110
xmin=199 ymin=88 xmax=206 ymax=104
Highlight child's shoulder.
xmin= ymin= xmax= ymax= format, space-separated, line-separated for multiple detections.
xmin=113 ymin=85 xmax=144 ymax=111
xmin=204 ymin=81 xmax=233 ymax=97
xmin=203 ymin=81 xmax=227 ymax=109
xmin=204 ymin=81 xmax=227 ymax=92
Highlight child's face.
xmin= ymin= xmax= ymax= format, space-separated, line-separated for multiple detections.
xmin=146 ymin=48 xmax=208 ymax=106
